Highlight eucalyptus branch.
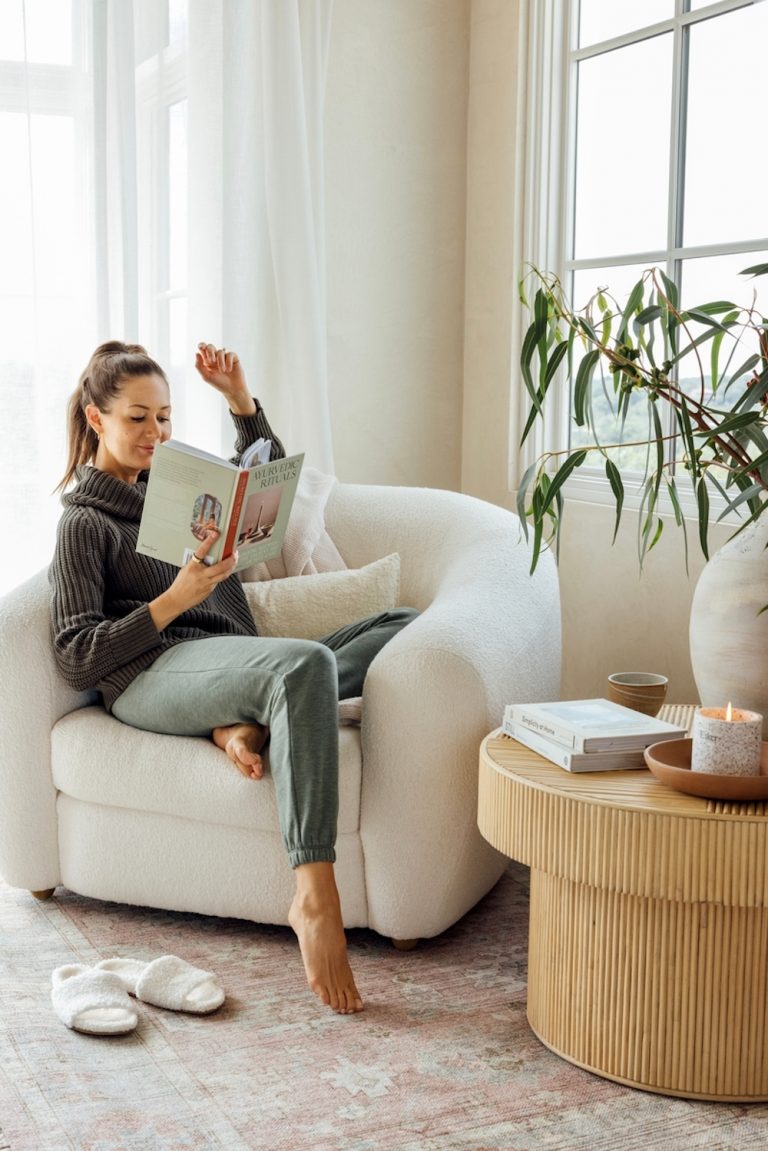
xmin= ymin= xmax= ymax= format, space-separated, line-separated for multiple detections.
xmin=518 ymin=263 xmax=768 ymax=570
xmin=535 ymin=273 xmax=760 ymax=482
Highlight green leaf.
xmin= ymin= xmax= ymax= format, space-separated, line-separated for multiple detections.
xmin=686 ymin=300 xmax=737 ymax=315
xmin=605 ymin=458 xmax=624 ymax=544
xmin=577 ymin=316 xmax=599 ymax=343
xmin=680 ymin=308 xmax=729 ymax=331
xmin=637 ymin=476 xmax=658 ymax=567
xmin=677 ymin=399 xmax=699 ymax=480
xmin=529 ymin=483 xmax=545 ymax=572
xmin=530 ymin=517 xmax=544 ymax=572
xmin=710 ymin=327 xmax=725 ymax=394
xmin=573 ymin=349 xmax=600 ymax=427
xmin=651 ymin=401 xmax=665 ymax=476
xmin=539 ymin=449 xmax=589 ymax=517
xmin=617 ymin=277 xmax=646 ymax=341
xmin=633 ymin=304 xmax=663 ymax=329
xmin=731 ymin=446 xmax=768 ymax=480
xmin=665 ymin=478 xmax=683 ymax=525
xmin=694 ymin=410 xmax=762 ymax=440
xmin=659 ymin=269 xmax=679 ymax=310
xmin=600 ymin=309 xmax=612 ymax=347
xmin=740 ymin=263 xmax=768 ymax=278
xmin=648 ymin=516 xmax=664 ymax=553
xmin=519 ymin=402 xmax=542 ymax=446
xmin=520 ymin=318 xmax=546 ymax=412
xmin=696 ymin=479 xmax=710 ymax=560
xmin=665 ymin=478 xmax=689 ymax=573
xmin=543 ymin=339 xmax=569 ymax=388
xmin=515 ymin=460 xmax=539 ymax=533
xmin=533 ymin=286 xmax=548 ymax=330
xmin=716 ymin=481 xmax=764 ymax=520
xmin=553 ymin=489 xmax=565 ymax=565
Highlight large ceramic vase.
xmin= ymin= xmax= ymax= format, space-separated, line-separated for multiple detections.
xmin=689 ymin=520 xmax=768 ymax=739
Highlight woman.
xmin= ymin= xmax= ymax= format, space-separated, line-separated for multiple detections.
xmin=50 ymin=340 xmax=417 ymax=1015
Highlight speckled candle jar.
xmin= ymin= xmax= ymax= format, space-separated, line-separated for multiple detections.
xmin=691 ymin=707 xmax=763 ymax=776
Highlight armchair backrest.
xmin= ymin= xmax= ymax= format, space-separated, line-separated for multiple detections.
xmin=326 ymin=481 xmax=541 ymax=609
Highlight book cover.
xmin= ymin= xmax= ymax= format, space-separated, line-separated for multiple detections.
xmin=503 ymin=698 xmax=687 ymax=753
xmin=501 ymin=717 xmax=648 ymax=772
xmin=136 ymin=439 xmax=304 ymax=573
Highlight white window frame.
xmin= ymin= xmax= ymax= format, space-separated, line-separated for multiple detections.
xmin=135 ymin=12 xmax=188 ymax=371
xmin=0 ymin=0 xmax=91 ymax=334
xmin=511 ymin=0 xmax=767 ymax=523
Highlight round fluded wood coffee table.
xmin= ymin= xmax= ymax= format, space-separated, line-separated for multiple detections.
xmin=477 ymin=709 xmax=768 ymax=1101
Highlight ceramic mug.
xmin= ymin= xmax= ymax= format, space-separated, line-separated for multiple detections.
xmin=607 ymin=672 xmax=669 ymax=717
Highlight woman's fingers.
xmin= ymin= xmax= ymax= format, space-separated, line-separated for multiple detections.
xmin=189 ymin=531 xmax=238 ymax=585
xmin=196 ymin=341 xmax=238 ymax=373
xmin=195 ymin=528 xmax=220 ymax=560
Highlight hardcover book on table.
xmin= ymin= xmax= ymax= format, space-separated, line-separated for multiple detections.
xmin=501 ymin=717 xmax=649 ymax=772
xmin=136 ymin=439 xmax=304 ymax=573
xmin=503 ymin=698 xmax=687 ymax=753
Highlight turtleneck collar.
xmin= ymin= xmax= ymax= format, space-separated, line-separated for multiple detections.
xmin=62 ymin=466 xmax=149 ymax=522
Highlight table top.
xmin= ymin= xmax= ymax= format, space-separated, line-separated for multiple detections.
xmin=479 ymin=703 xmax=768 ymax=904
xmin=483 ymin=702 xmax=768 ymax=824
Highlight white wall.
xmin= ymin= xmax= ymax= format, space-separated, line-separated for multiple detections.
xmin=324 ymin=0 xmax=722 ymax=706
xmin=558 ymin=503 xmax=731 ymax=702
xmin=461 ymin=0 xmax=521 ymax=507
xmin=325 ymin=0 xmax=470 ymax=488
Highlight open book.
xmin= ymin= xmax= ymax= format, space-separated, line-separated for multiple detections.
xmin=136 ymin=438 xmax=304 ymax=573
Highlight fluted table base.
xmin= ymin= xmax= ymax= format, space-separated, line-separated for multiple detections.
xmin=478 ymin=719 xmax=768 ymax=1101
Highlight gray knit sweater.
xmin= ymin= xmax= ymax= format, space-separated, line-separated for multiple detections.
xmin=50 ymin=403 xmax=284 ymax=711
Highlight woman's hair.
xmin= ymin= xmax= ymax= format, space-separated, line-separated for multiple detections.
xmin=56 ymin=341 xmax=168 ymax=491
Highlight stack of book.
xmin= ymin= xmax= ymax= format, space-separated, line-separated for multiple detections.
xmin=502 ymin=698 xmax=688 ymax=773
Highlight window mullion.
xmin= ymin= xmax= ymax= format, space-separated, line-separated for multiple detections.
xmin=664 ymin=3 xmax=689 ymax=476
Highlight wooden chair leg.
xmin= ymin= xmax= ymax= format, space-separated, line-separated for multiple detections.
xmin=30 ymin=888 xmax=56 ymax=901
xmin=391 ymin=938 xmax=419 ymax=951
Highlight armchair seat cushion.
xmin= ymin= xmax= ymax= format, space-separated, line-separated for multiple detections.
xmin=52 ymin=709 xmax=363 ymax=836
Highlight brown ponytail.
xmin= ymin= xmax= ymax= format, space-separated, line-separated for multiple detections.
xmin=55 ymin=341 xmax=168 ymax=491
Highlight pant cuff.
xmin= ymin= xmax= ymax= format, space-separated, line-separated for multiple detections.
xmin=289 ymin=846 xmax=337 ymax=868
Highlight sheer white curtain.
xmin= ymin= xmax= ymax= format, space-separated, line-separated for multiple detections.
xmin=2 ymin=0 xmax=334 ymax=598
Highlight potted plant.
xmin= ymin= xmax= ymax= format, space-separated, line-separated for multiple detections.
xmin=516 ymin=263 xmax=768 ymax=730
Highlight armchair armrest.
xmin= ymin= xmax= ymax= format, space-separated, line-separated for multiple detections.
xmin=327 ymin=483 xmax=561 ymax=938
xmin=0 ymin=568 xmax=96 ymax=890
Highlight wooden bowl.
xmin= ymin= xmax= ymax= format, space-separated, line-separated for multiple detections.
xmin=644 ymin=738 xmax=768 ymax=800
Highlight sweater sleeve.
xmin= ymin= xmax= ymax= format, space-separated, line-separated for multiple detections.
xmin=229 ymin=399 xmax=286 ymax=463
xmin=50 ymin=511 xmax=163 ymax=693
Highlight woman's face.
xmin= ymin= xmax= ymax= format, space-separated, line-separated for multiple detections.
xmin=86 ymin=373 xmax=172 ymax=484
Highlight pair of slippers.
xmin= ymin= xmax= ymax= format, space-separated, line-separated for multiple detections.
xmin=51 ymin=955 xmax=225 ymax=1036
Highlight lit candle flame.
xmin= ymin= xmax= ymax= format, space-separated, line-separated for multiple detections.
xmin=726 ymin=701 xmax=733 ymax=722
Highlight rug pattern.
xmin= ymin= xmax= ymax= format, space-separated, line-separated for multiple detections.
xmin=1 ymin=863 xmax=766 ymax=1150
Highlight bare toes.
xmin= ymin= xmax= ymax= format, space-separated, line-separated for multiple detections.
xmin=227 ymin=740 xmax=263 ymax=779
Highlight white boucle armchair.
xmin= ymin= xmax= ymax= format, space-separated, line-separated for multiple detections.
xmin=0 ymin=481 xmax=561 ymax=944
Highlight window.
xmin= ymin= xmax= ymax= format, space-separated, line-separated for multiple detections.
xmin=1 ymin=0 xmax=189 ymax=595
xmin=522 ymin=0 xmax=768 ymax=507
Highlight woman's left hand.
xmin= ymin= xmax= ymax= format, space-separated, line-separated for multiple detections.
xmin=195 ymin=342 xmax=256 ymax=416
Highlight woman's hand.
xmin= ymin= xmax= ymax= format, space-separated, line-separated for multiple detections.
xmin=195 ymin=342 xmax=256 ymax=416
xmin=149 ymin=530 xmax=239 ymax=631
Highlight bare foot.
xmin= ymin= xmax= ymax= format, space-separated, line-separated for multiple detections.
xmin=212 ymin=722 xmax=268 ymax=780
xmin=289 ymin=866 xmax=364 ymax=1015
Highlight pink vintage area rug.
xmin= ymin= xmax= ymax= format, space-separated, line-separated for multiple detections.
xmin=1 ymin=862 xmax=766 ymax=1151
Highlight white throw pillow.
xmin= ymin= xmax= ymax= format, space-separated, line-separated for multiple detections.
xmin=243 ymin=553 xmax=401 ymax=640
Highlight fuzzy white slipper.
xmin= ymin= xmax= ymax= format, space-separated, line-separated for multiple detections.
xmin=51 ymin=964 xmax=139 ymax=1035
xmin=94 ymin=956 xmax=225 ymax=1014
